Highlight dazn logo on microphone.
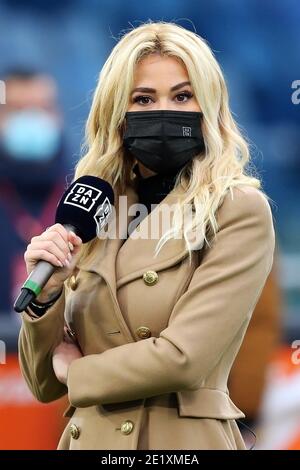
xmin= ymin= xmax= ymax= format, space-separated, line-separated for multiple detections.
xmin=64 ymin=183 xmax=102 ymax=212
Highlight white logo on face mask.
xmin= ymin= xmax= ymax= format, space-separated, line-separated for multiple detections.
xmin=182 ymin=127 xmax=192 ymax=137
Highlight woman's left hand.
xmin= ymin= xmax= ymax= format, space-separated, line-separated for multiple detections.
xmin=52 ymin=340 xmax=82 ymax=385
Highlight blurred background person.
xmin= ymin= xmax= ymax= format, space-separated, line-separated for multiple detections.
xmin=0 ymin=68 xmax=68 ymax=315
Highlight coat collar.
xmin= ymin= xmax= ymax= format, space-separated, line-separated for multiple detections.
xmin=76 ymin=182 xmax=190 ymax=291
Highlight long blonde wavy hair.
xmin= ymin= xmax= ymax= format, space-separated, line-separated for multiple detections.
xmin=73 ymin=20 xmax=269 ymax=264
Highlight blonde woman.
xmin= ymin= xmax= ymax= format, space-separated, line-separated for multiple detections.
xmin=18 ymin=21 xmax=275 ymax=450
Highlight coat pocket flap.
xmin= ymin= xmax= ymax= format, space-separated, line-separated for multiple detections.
xmin=176 ymin=388 xmax=245 ymax=420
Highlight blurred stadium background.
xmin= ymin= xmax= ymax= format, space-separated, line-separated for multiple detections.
xmin=0 ymin=0 xmax=299 ymax=450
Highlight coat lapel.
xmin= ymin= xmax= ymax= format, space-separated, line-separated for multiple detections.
xmin=77 ymin=182 xmax=190 ymax=282
xmin=116 ymin=185 xmax=190 ymax=288
xmin=75 ymin=184 xmax=137 ymax=292
xmin=75 ymin=183 xmax=190 ymax=337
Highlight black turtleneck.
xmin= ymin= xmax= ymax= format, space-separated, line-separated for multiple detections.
xmin=132 ymin=163 xmax=180 ymax=215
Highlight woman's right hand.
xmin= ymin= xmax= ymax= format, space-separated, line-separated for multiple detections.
xmin=24 ymin=223 xmax=82 ymax=303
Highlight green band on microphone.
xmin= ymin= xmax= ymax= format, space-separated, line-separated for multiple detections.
xmin=23 ymin=279 xmax=42 ymax=296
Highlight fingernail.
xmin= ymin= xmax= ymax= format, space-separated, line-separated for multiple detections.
xmin=67 ymin=252 xmax=72 ymax=262
xmin=65 ymin=259 xmax=70 ymax=267
xmin=59 ymin=261 xmax=64 ymax=267
xmin=68 ymin=242 xmax=74 ymax=251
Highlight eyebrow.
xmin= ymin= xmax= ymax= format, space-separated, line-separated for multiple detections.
xmin=131 ymin=81 xmax=191 ymax=95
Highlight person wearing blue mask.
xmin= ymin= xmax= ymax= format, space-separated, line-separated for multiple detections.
xmin=2 ymin=108 xmax=61 ymax=163
xmin=0 ymin=68 xmax=67 ymax=314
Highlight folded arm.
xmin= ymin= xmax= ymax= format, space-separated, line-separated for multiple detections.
xmin=18 ymin=287 xmax=68 ymax=402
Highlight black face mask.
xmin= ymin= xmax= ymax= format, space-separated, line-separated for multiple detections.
xmin=123 ymin=110 xmax=205 ymax=175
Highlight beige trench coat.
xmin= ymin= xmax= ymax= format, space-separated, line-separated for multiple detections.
xmin=18 ymin=183 xmax=275 ymax=450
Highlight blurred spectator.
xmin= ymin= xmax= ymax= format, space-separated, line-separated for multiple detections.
xmin=0 ymin=68 xmax=68 ymax=314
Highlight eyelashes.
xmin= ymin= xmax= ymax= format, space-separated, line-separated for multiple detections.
xmin=132 ymin=91 xmax=193 ymax=105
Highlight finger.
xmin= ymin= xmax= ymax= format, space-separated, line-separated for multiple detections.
xmin=45 ymin=223 xmax=69 ymax=244
xmin=24 ymin=248 xmax=65 ymax=268
xmin=41 ymin=230 xmax=71 ymax=259
xmin=72 ymin=243 xmax=82 ymax=255
xmin=68 ymin=231 xmax=82 ymax=246
xmin=27 ymin=240 xmax=70 ymax=267
xmin=40 ymin=230 xmax=70 ymax=256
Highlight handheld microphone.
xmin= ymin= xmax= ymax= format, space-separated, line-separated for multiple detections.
xmin=14 ymin=175 xmax=114 ymax=313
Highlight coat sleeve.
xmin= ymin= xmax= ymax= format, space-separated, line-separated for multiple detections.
xmin=18 ymin=286 xmax=68 ymax=403
xmin=67 ymin=186 xmax=276 ymax=408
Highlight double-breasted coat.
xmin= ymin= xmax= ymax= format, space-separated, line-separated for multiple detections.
xmin=18 ymin=182 xmax=275 ymax=450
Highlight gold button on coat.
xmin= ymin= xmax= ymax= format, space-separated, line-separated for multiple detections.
xmin=121 ymin=420 xmax=134 ymax=435
xmin=136 ymin=326 xmax=151 ymax=339
xmin=70 ymin=423 xmax=80 ymax=439
xmin=69 ymin=275 xmax=78 ymax=290
xmin=143 ymin=270 xmax=158 ymax=285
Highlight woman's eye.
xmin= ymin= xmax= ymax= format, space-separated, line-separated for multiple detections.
xmin=176 ymin=92 xmax=193 ymax=102
xmin=132 ymin=91 xmax=193 ymax=105
xmin=133 ymin=96 xmax=153 ymax=105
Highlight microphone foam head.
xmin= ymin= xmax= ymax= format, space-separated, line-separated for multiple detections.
xmin=55 ymin=175 xmax=114 ymax=242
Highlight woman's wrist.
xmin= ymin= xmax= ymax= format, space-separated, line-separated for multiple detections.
xmin=27 ymin=288 xmax=63 ymax=318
